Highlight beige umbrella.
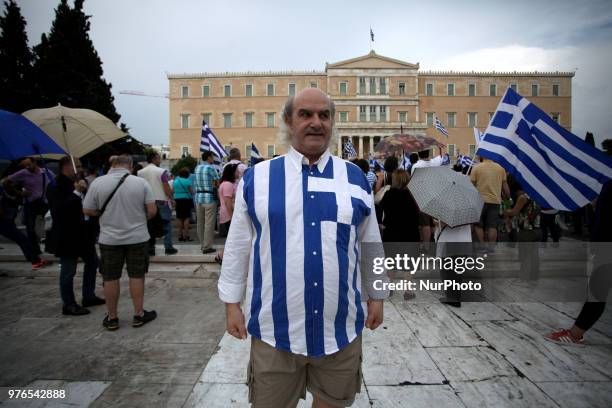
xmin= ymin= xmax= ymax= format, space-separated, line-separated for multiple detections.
xmin=22 ymin=104 xmax=126 ymax=162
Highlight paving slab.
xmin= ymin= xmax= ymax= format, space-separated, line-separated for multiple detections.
xmin=451 ymin=377 xmax=558 ymax=407
xmin=427 ymin=346 xmax=517 ymax=382
xmin=537 ymin=381 xmax=612 ymax=408
xmin=367 ymin=385 xmax=463 ymax=407
xmin=472 ymin=320 xmax=610 ymax=382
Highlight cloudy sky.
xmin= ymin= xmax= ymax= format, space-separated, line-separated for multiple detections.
xmin=13 ymin=0 xmax=612 ymax=147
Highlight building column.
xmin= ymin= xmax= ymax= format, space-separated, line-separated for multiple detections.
xmin=416 ymin=105 xmax=420 ymax=122
xmin=369 ymin=136 xmax=374 ymax=157
xmin=365 ymin=78 xmax=370 ymax=95
xmin=358 ymin=136 xmax=364 ymax=158
xmin=365 ymin=107 xmax=370 ymax=122
xmin=337 ymin=137 xmax=342 ymax=156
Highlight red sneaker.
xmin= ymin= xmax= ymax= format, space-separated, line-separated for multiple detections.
xmin=545 ymin=329 xmax=585 ymax=347
xmin=40 ymin=259 xmax=53 ymax=266
xmin=31 ymin=261 xmax=45 ymax=270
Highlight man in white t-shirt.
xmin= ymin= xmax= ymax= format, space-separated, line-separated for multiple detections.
xmin=410 ymin=149 xmax=444 ymax=175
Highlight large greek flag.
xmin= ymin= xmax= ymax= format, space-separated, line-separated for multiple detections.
xmin=478 ymin=88 xmax=612 ymax=211
xmin=200 ymin=121 xmax=228 ymax=165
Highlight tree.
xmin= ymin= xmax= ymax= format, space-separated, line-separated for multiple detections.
xmin=0 ymin=0 xmax=33 ymax=113
xmin=171 ymin=156 xmax=198 ymax=176
xmin=585 ymin=132 xmax=595 ymax=147
xmin=32 ymin=0 xmax=120 ymax=123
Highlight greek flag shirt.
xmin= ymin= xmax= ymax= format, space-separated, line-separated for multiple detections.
xmin=218 ymin=147 xmax=388 ymax=357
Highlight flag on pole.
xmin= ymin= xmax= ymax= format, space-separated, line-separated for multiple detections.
xmin=478 ymin=87 xmax=612 ymax=211
xmin=200 ymin=121 xmax=228 ymax=166
xmin=400 ymin=151 xmax=411 ymax=170
xmin=249 ymin=142 xmax=262 ymax=167
xmin=344 ymin=140 xmax=357 ymax=158
xmin=458 ymin=155 xmax=473 ymax=167
xmin=435 ymin=116 xmax=449 ymax=137
xmin=370 ymin=28 xmax=374 ymax=42
xmin=473 ymin=127 xmax=484 ymax=146
xmin=441 ymin=153 xmax=451 ymax=166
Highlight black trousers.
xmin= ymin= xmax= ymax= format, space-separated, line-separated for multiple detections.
xmin=575 ymin=263 xmax=611 ymax=331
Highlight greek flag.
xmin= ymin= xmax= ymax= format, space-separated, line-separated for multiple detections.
xmin=400 ymin=152 xmax=411 ymax=170
xmin=249 ymin=143 xmax=262 ymax=167
xmin=369 ymin=159 xmax=383 ymax=171
xmin=200 ymin=121 xmax=228 ymax=165
xmin=457 ymin=155 xmax=473 ymax=167
xmin=441 ymin=153 xmax=451 ymax=166
xmin=473 ymin=127 xmax=484 ymax=146
xmin=343 ymin=140 xmax=357 ymax=158
xmin=478 ymin=87 xmax=612 ymax=211
xmin=435 ymin=117 xmax=449 ymax=137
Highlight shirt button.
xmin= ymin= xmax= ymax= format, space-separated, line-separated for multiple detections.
xmin=312 ymin=251 xmax=317 ymax=255
xmin=311 ymin=222 xmax=316 ymax=226
xmin=314 ymin=282 xmax=318 ymax=287
xmin=310 ymin=195 xmax=315 ymax=199
xmin=314 ymin=310 xmax=318 ymax=314
xmin=310 ymin=171 xmax=314 ymax=175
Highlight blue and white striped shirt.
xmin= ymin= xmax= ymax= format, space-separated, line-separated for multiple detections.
xmin=218 ymin=147 xmax=387 ymax=357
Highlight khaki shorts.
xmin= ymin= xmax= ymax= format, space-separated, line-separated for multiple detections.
xmin=248 ymin=336 xmax=362 ymax=407
xmin=99 ymin=241 xmax=149 ymax=281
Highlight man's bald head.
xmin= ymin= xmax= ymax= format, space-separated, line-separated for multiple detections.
xmin=280 ymin=88 xmax=336 ymax=163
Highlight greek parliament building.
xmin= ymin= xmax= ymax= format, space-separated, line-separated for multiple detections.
xmin=167 ymin=51 xmax=573 ymax=160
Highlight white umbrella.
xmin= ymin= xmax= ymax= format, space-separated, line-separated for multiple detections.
xmin=408 ymin=166 xmax=484 ymax=228
xmin=22 ymin=104 xmax=126 ymax=161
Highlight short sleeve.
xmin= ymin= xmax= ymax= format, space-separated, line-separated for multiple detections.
xmin=143 ymin=180 xmax=155 ymax=203
xmin=82 ymin=180 xmax=99 ymax=210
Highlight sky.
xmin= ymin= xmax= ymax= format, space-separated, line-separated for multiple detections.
xmin=11 ymin=0 xmax=612 ymax=147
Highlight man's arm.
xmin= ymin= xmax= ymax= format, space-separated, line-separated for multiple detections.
xmin=146 ymin=202 xmax=157 ymax=219
xmin=358 ymin=192 xmax=389 ymax=331
xmin=218 ymin=178 xmax=254 ymax=339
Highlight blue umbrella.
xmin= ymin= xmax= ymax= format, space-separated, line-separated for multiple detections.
xmin=0 ymin=109 xmax=67 ymax=160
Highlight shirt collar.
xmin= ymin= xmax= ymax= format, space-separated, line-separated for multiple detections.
xmin=287 ymin=147 xmax=331 ymax=174
xmin=109 ymin=168 xmax=130 ymax=175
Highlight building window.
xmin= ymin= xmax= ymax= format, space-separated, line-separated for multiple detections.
xmin=339 ymin=82 xmax=348 ymax=95
xmin=447 ymin=112 xmax=456 ymax=127
xmin=380 ymin=105 xmax=387 ymax=122
xmin=245 ymin=144 xmax=253 ymax=159
xmin=266 ymin=112 xmax=275 ymax=127
xmin=339 ymin=111 xmax=348 ymax=122
xmin=468 ymin=112 xmax=477 ymax=127
xmin=245 ymin=84 xmax=253 ymax=97
xmin=224 ymin=145 xmax=232 ymax=154
xmin=369 ymin=105 xmax=377 ymax=122
xmin=447 ymin=83 xmax=455 ymax=96
xmin=181 ymin=86 xmax=189 ymax=98
xmin=553 ymin=84 xmax=560 ymax=96
xmin=202 ymin=113 xmax=211 ymax=125
xmin=551 ymin=112 xmax=560 ymax=123
xmin=510 ymin=83 xmax=517 ymax=93
xmin=488 ymin=112 xmax=495 ymax=121
xmin=181 ymin=146 xmax=190 ymax=156
xmin=223 ymin=113 xmax=232 ymax=128
xmin=469 ymin=144 xmax=476 ymax=157
xmin=448 ymin=144 xmax=456 ymax=157
xmin=181 ymin=114 xmax=189 ymax=129
xmin=426 ymin=83 xmax=433 ymax=96
xmin=202 ymin=85 xmax=210 ymax=97
xmin=370 ymin=77 xmax=376 ymax=94
xmin=267 ymin=83 xmax=274 ymax=96
xmin=288 ymin=83 xmax=296 ymax=96
xmin=426 ymin=112 xmax=434 ymax=126
xmin=379 ymin=78 xmax=386 ymax=94
xmin=359 ymin=106 xmax=366 ymax=121
xmin=468 ymin=83 xmax=476 ymax=96
xmin=398 ymin=111 xmax=407 ymax=123
xmin=267 ymin=144 xmax=275 ymax=157
xmin=398 ymin=82 xmax=406 ymax=95
xmin=490 ymin=84 xmax=497 ymax=96
xmin=245 ymin=112 xmax=253 ymax=128
xmin=224 ymin=85 xmax=231 ymax=97
xmin=532 ymin=84 xmax=539 ymax=97
xmin=310 ymin=82 xmax=317 ymax=88
xmin=359 ymin=77 xmax=366 ymax=94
